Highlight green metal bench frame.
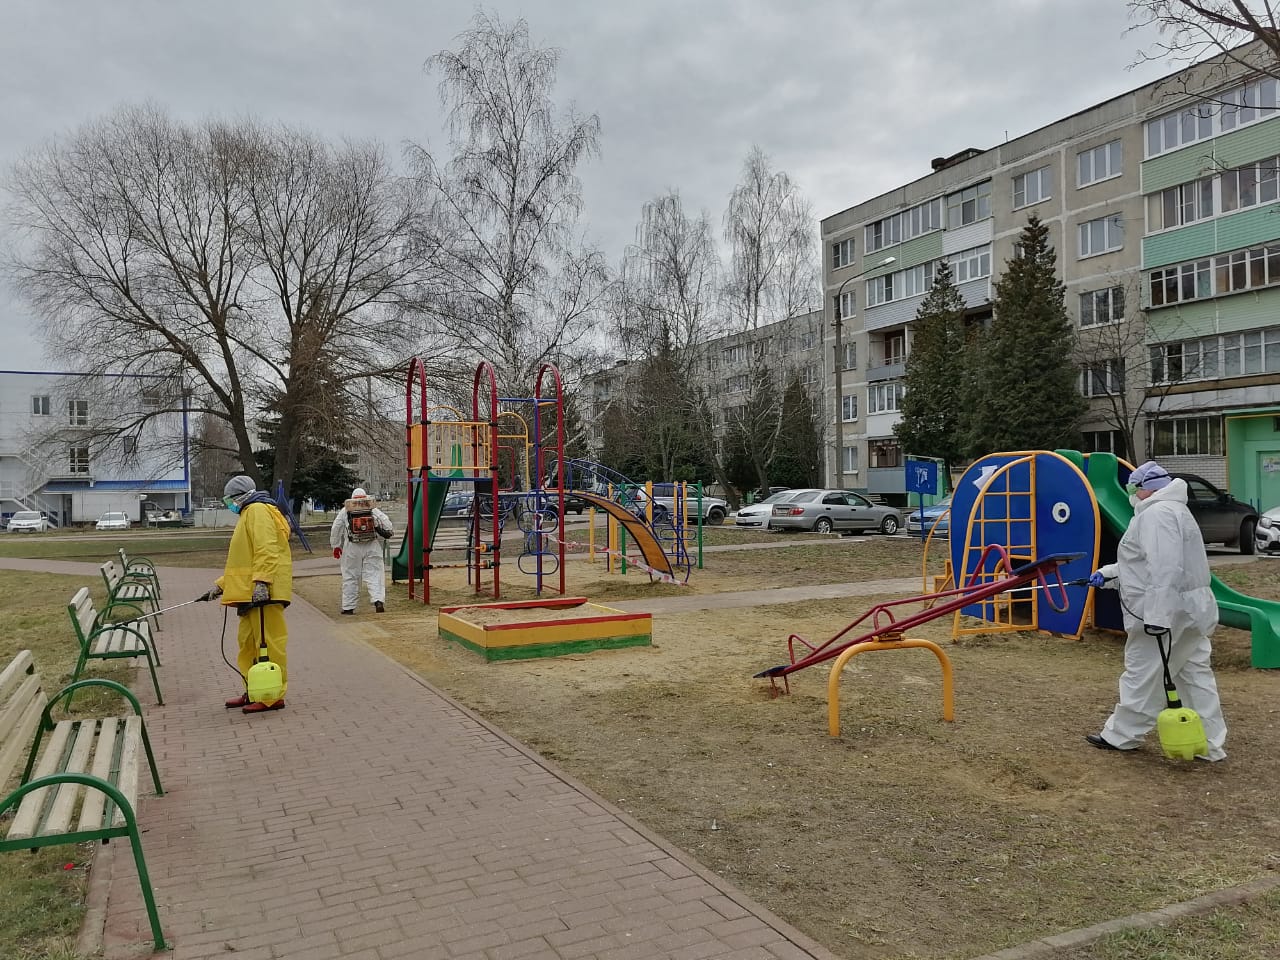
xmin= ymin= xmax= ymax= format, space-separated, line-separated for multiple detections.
xmin=0 ymin=650 xmax=167 ymax=951
xmin=67 ymin=588 xmax=163 ymax=705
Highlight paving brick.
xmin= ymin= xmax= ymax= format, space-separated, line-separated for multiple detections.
xmin=67 ymin=564 xmax=837 ymax=960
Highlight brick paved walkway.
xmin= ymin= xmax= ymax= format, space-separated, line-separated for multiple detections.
xmin=83 ymin=564 xmax=838 ymax=960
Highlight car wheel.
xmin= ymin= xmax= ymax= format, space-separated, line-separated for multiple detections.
xmin=706 ymin=507 xmax=725 ymax=525
xmin=1240 ymin=519 xmax=1256 ymax=555
xmin=813 ymin=517 xmax=834 ymax=534
xmin=880 ymin=515 xmax=900 ymax=535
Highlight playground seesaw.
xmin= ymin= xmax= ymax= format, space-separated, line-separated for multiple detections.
xmin=754 ymin=547 xmax=1085 ymax=701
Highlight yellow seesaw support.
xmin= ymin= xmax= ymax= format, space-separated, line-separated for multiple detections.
xmin=827 ymin=638 xmax=955 ymax=737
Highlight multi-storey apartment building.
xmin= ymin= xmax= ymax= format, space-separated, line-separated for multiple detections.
xmin=0 ymin=370 xmax=191 ymax=525
xmin=582 ymin=310 xmax=826 ymax=472
xmin=820 ymin=50 xmax=1280 ymax=509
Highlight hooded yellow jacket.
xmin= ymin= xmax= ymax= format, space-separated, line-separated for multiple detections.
xmin=216 ymin=501 xmax=293 ymax=603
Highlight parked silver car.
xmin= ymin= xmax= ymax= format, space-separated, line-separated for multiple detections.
xmin=734 ymin=489 xmax=812 ymax=529
xmin=7 ymin=510 xmax=49 ymax=533
xmin=770 ymin=489 xmax=902 ymax=535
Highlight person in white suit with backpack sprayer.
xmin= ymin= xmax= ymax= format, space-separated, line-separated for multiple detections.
xmin=330 ymin=488 xmax=394 ymax=615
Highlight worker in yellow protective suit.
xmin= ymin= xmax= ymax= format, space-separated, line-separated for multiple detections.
xmin=202 ymin=475 xmax=293 ymax=714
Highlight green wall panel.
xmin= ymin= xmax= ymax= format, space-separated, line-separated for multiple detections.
xmin=1142 ymin=115 xmax=1280 ymax=194
xmin=869 ymin=230 xmax=944 ymax=272
xmin=1146 ymin=288 xmax=1280 ymax=340
xmin=1146 ymin=300 xmax=1218 ymax=339
xmin=1143 ymin=205 xmax=1280 ymax=269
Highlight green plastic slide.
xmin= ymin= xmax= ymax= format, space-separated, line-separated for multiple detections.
xmin=391 ymin=482 xmax=450 ymax=583
xmin=1069 ymin=450 xmax=1280 ymax=668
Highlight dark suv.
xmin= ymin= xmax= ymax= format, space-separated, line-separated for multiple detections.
xmin=1172 ymin=473 xmax=1258 ymax=555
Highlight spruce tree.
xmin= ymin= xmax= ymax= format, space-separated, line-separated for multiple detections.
xmin=894 ymin=260 xmax=968 ymax=480
xmin=968 ymin=215 xmax=1085 ymax=454
xmin=771 ymin=373 xmax=822 ymax=488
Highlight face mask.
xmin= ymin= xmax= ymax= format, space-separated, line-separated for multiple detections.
xmin=1129 ymin=494 xmax=1141 ymax=508
xmin=223 ymin=496 xmax=241 ymax=514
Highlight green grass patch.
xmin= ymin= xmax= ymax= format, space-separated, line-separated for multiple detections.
xmin=0 ymin=532 xmax=315 ymax=569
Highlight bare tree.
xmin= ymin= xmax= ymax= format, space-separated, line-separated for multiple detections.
xmin=6 ymin=106 xmax=422 ymax=495
xmin=409 ymin=11 xmax=610 ymax=399
xmin=1129 ymin=2 xmax=1280 ymax=78
xmin=719 ymin=147 xmax=819 ymax=492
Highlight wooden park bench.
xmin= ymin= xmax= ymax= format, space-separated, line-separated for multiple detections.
xmin=117 ymin=547 xmax=161 ymax=601
xmin=0 ymin=649 xmax=167 ymax=951
xmin=67 ymin=587 xmax=163 ymax=705
xmin=99 ymin=560 xmax=160 ymax=620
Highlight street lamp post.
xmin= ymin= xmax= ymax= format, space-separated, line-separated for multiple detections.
xmin=832 ymin=256 xmax=894 ymax=489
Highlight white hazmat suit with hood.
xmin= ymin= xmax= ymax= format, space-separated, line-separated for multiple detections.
xmin=329 ymin=488 xmax=394 ymax=613
xmin=1094 ymin=462 xmax=1227 ymax=760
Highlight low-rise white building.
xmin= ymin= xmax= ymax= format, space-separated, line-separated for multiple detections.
xmin=0 ymin=370 xmax=191 ymax=526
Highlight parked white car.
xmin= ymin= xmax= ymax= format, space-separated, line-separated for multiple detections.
xmin=734 ymin=489 xmax=812 ymax=529
xmin=7 ymin=510 xmax=49 ymax=533
xmin=96 ymin=511 xmax=133 ymax=531
xmin=1256 ymin=505 xmax=1280 ymax=553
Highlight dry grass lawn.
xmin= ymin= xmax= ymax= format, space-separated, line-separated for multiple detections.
xmin=292 ymin=542 xmax=1280 ymax=960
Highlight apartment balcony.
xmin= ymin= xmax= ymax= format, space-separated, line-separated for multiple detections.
xmin=866 ymin=360 xmax=906 ymax=382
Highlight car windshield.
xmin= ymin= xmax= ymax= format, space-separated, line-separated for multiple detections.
xmin=102 ymin=513 xmax=127 ymax=521
xmin=13 ymin=511 xmax=40 ymax=520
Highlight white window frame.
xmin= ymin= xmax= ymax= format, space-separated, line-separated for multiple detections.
xmin=31 ymin=395 xmax=51 ymax=417
xmin=1012 ymin=166 xmax=1052 ymax=209
xmin=1077 ymin=140 xmax=1123 ymax=187
xmin=841 ymin=394 xmax=858 ymax=422
xmin=1078 ymin=214 xmax=1124 ymax=259
xmin=1145 ymin=77 xmax=1278 ymax=158
xmin=68 ymin=399 xmax=89 ymax=426
xmin=1147 ymin=415 xmax=1224 ymax=457
xmin=68 ymin=446 xmax=90 ymax=475
xmin=1079 ymin=286 xmax=1125 ymax=327
xmin=951 ymin=245 xmax=992 ymax=283
xmin=831 ymin=238 xmax=854 ymax=270
xmin=1080 ymin=359 xmax=1125 ymax=397
xmin=868 ymin=381 xmax=906 ymax=414
xmin=1148 ymin=244 xmax=1280 ymax=308
xmin=835 ymin=290 xmax=855 ymax=319
xmin=945 ymin=181 xmax=991 ymax=229
xmin=725 ymin=373 xmax=748 ymax=393
xmin=841 ymin=341 xmax=857 ymax=371
xmin=841 ymin=445 xmax=858 ymax=475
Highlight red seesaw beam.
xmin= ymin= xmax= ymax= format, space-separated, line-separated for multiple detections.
xmin=754 ymin=547 xmax=1083 ymax=691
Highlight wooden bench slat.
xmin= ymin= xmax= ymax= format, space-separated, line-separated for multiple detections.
xmin=77 ymin=718 xmax=119 ymax=832
xmin=7 ymin=720 xmax=74 ymax=841
xmin=113 ymin=717 xmax=142 ymax=829
xmin=0 ymin=651 xmax=35 ymax=701
xmin=0 ymin=672 xmax=43 ymax=748
xmin=0 ymin=694 xmax=46 ymax=789
xmin=41 ymin=721 xmax=97 ymax=836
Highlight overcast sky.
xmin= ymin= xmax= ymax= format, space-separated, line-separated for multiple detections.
xmin=0 ymin=0 xmax=1177 ymax=370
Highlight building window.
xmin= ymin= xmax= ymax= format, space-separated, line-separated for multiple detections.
xmin=1146 ymin=176 xmax=1214 ymax=232
xmin=1148 ymin=244 xmax=1280 ymax=307
xmin=1078 ymin=214 xmax=1124 ymax=258
xmin=842 ymin=342 xmax=857 ymax=370
xmin=1081 ymin=430 xmax=1125 ymax=455
xmin=882 ymin=331 xmax=906 ymax=365
xmin=725 ymin=374 xmax=748 ymax=393
xmin=799 ymin=330 xmax=818 ymax=351
xmin=841 ymin=445 xmax=859 ymax=475
xmin=68 ymin=399 xmax=89 ymax=426
xmin=870 ymin=441 xmax=902 ymax=468
xmin=801 ymin=363 xmax=821 ymax=386
xmin=841 ymin=394 xmax=858 ymax=422
xmin=1145 ymin=77 xmax=1278 ymax=157
xmin=31 ymin=395 xmax=51 ymax=416
xmin=1221 ymin=153 xmax=1280 ymax=214
xmin=1077 ymin=140 xmax=1122 ymax=187
xmin=951 ymin=245 xmax=992 ymax=283
xmin=945 ymin=181 xmax=991 ymax=229
xmin=1151 ymin=327 xmax=1280 ymax=383
xmin=1080 ymin=359 xmax=1125 ymax=397
xmin=723 ymin=404 xmax=746 ymax=422
xmin=723 ymin=344 xmax=747 ymax=364
xmin=835 ymin=290 xmax=855 ymax=319
xmin=866 ymin=273 xmax=895 ymax=308
xmin=868 ymin=381 xmax=906 ymax=414
xmin=1079 ymin=286 xmax=1125 ymax=327
xmin=1148 ymin=415 xmax=1223 ymax=457
xmin=831 ymin=238 xmax=854 ymax=270
xmin=69 ymin=446 xmax=90 ymax=475
xmin=122 ymin=436 xmax=138 ymax=457
xmin=140 ymin=385 xmax=167 ymax=408
xmin=1012 ymin=166 xmax=1052 ymax=209
xmin=865 ymin=198 xmax=943 ymax=253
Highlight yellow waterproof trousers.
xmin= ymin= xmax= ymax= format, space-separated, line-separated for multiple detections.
xmin=236 ymin=604 xmax=289 ymax=701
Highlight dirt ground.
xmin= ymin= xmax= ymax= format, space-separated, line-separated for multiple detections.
xmin=294 ymin=541 xmax=1280 ymax=960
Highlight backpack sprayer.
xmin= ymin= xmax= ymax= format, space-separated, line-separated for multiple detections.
xmin=1150 ymin=625 xmax=1209 ymax=761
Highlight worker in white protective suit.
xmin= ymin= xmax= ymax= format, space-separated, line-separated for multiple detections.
xmin=1086 ymin=460 xmax=1227 ymax=760
xmin=329 ymin=488 xmax=394 ymax=615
